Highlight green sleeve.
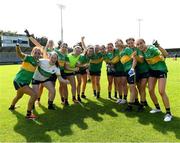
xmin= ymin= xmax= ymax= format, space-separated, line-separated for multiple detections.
xmin=136 ymin=48 xmax=143 ymax=56
xmin=65 ymin=56 xmax=69 ymax=62
xmin=78 ymin=55 xmax=84 ymax=63
xmin=114 ymin=48 xmax=119 ymax=56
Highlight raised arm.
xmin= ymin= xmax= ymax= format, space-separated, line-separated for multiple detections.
xmin=158 ymin=46 xmax=168 ymax=58
xmin=24 ymin=29 xmax=43 ymax=48
xmin=16 ymin=44 xmax=26 ymax=59
xmin=153 ymin=40 xmax=168 ymax=57
xmin=29 ymin=37 xmax=43 ymax=48
xmin=81 ymin=36 xmax=87 ymax=51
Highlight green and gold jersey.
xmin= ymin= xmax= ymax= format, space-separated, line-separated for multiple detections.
xmin=55 ymin=49 xmax=69 ymax=71
xmin=104 ymin=49 xmax=120 ymax=63
xmin=120 ymin=47 xmax=143 ymax=72
xmin=136 ymin=60 xmax=149 ymax=74
xmin=114 ymin=49 xmax=124 ymax=72
xmin=78 ymin=54 xmax=90 ymax=71
xmin=14 ymin=55 xmax=38 ymax=85
xmin=120 ymin=47 xmax=133 ymax=72
xmin=104 ymin=49 xmax=124 ymax=72
xmin=89 ymin=52 xmax=103 ymax=72
xmin=143 ymin=45 xmax=168 ymax=72
xmin=135 ymin=49 xmax=149 ymax=74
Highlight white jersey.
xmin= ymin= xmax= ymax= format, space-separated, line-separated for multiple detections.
xmin=33 ymin=59 xmax=60 ymax=81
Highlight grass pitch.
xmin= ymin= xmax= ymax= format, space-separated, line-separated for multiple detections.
xmin=0 ymin=58 xmax=180 ymax=142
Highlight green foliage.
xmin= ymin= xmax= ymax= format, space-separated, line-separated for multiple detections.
xmin=0 ymin=30 xmax=18 ymax=36
xmin=36 ymin=36 xmax=48 ymax=47
xmin=0 ymin=58 xmax=180 ymax=142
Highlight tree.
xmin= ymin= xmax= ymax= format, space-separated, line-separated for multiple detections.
xmin=0 ymin=30 xmax=18 ymax=36
xmin=29 ymin=35 xmax=48 ymax=47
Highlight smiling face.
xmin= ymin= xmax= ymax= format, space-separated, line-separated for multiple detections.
xmin=107 ymin=43 xmax=114 ymax=52
xmin=61 ymin=43 xmax=68 ymax=53
xmin=126 ymin=38 xmax=135 ymax=48
xmin=49 ymin=52 xmax=58 ymax=65
xmin=87 ymin=47 xmax=94 ymax=57
xmin=136 ymin=39 xmax=146 ymax=52
xmin=115 ymin=39 xmax=124 ymax=48
xmin=73 ymin=46 xmax=82 ymax=55
xmin=86 ymin=45 xmax=94 ymax=57
xmin=31 ymin=47 xmax=42 ymax=60
xmin=94 ymin=45 xmax=100 ymax=53
xmin=100 ymin=45 xmax=106 ymax=53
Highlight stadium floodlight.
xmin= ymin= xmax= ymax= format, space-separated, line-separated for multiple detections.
xmin=57 ymin=4 xmax=66 ymax=42
xmin=137 ymin=18 xmax=143 ymax=38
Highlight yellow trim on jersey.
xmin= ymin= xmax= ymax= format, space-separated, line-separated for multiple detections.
xmin=111 ymin=56 xmax=120 ymax=64
xmin=64 ymin=70 xmax=74 ymax=74
xmin=136 ymin=56 xmax=144 ymax=63
xmin=21 ymin=62 xmax=36 ymax=72
xmin=104 ymin=59 xmax=110 ymax=63
xmin=58 ymin=61 xmax=65 ymax=67
xmin=146 ymin=55 xmax=164 ymax=65
xmin=120 ymin=55 xmax=131 ymax=64
xmin=90 ymin=58 xmax=103 ymax=64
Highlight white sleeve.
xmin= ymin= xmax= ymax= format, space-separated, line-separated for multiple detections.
xmin=55 ymin=67 xmax=61 ymax=76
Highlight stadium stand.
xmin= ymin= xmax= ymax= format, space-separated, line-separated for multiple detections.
xmin=0 ymin=34 xmax=32 ymax=64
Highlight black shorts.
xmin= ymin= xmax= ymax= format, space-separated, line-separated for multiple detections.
xmin=76 ymin=69 xmax=87 ymax=75
xmin=126 ymin=71 xmax=136 ymax=84
xmin=114 ymin=71 xmax=126 ymax=77
xmin=48 ymin=74 xmax=57 ymax=82
xmin=65 ymin=72 xmax=75 ymax=76
xmin=137 ymin=71 xmax=150 ymax=79
xmin=61 ymin=70 xmax=67 ymax=79
xmin=13 ymin=80 xmax=29 ymax=90
xmin=89 ymin=71 xmax=101 ymax=76
xmin=32 ymin=78 xmax=55 ymax=85
xmin=149 ymin=70 xmax=167 ymax=78
xmin=107 ymin=70 xmax=115 ymax=76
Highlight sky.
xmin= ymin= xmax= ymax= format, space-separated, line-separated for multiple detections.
xmin=0 ymin=0 xmax=180 ymax=48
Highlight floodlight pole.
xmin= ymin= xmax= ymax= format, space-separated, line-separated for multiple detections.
xmin=138 ymin=18 xmax=143 ymax=38
xmin=57 ymin=4 xmax=65 ymax=42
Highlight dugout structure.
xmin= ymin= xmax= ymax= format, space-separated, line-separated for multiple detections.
xmin=0 ymin=35 xmax=32 ymax=64
xmin=166 ymin=48 xmax=180 ymax=58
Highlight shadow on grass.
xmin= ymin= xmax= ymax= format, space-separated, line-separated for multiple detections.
xmin=12 ymin=98 xmax=119 ymax=142
xmin=138 ymin=108 xmax=180 ymax=139
xmin=12 ymin=110 xmax=52 ymax=142
xmin=119 ymin=104 xmax=180 ymax=140
xmin=12 ymin=97 xmax=180 ymax=141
